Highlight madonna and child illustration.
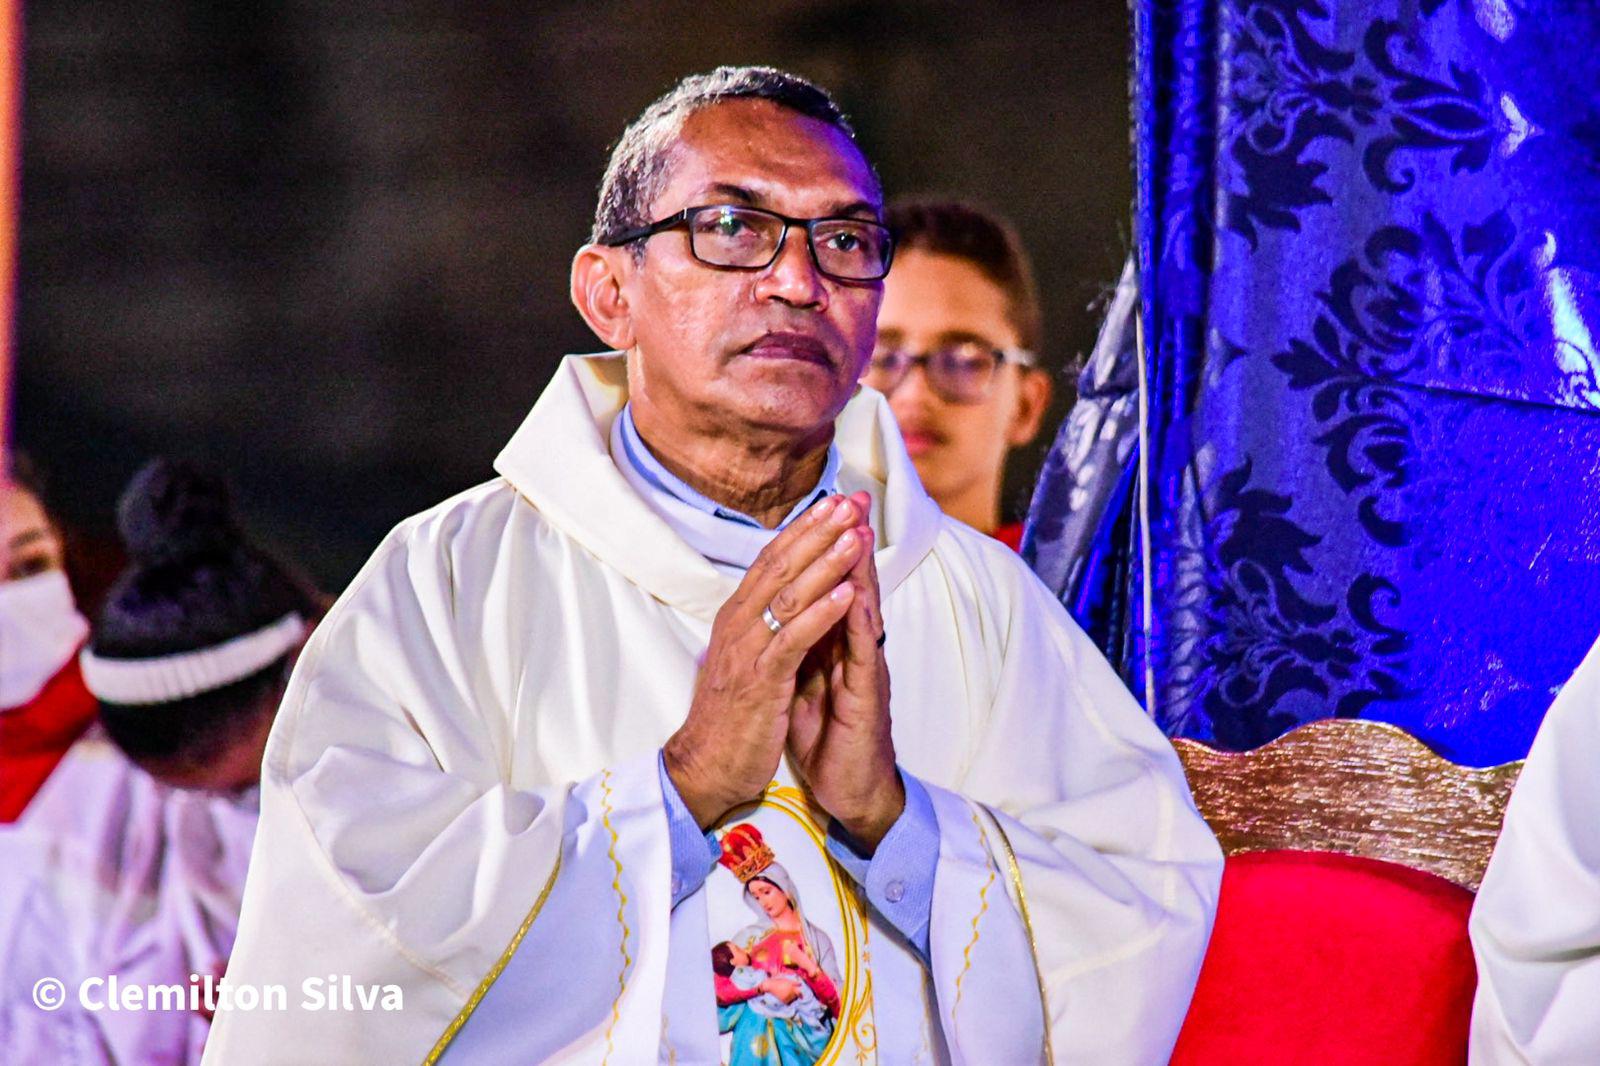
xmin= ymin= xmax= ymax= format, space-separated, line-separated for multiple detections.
xmin=710 ymin=820 xmax=849 ymax=1066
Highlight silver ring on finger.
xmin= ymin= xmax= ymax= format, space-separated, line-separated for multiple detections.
xmin=762 ymin=606 xmax=783 ymax=634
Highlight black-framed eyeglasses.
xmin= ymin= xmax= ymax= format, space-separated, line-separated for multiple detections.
xmin=603 ymin=204 xmax=895 ymax=282
xmin=862 ymin=342 xmax=1037 ymax=405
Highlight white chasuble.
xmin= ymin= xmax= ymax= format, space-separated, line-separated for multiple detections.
xmin=202 ymin=353 xmax=1222 ymax=1065
xmin=1470 ymin=635 xmax=1600 ymax=1064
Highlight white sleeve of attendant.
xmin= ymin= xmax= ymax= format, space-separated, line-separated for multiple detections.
xmin=202 ymin=525 xmax=673 ymax=1066
xmin=923 ymin=564 xmax=1223 ymax=1066
xmin=1469 ymin=636 xmax=1600 ymax=1066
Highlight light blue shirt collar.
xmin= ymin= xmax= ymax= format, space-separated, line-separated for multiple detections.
xmin=611 ymin=403 xmax=841 ymax=575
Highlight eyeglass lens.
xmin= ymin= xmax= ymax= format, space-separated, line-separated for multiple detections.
xmin=863 ymin=343 xmax=1003 ymax=404
xmin=687 ymin=206 xmax=891 ymax=280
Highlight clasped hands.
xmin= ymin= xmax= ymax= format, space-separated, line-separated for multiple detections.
xmin=663 ymin=490 xmax=905 ymax=852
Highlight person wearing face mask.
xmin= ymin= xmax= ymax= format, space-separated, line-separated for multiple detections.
xmin=0 ymin=460 xmax=96 ymax=822
xmin=0 ymin=457 xmax=321 ymax=1065
xmin=866 ymin=200 xmax=1055 ymax=550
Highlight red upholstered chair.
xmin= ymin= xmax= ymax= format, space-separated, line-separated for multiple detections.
xmin=1168 ymin=720 xmax=1521 ymax=1065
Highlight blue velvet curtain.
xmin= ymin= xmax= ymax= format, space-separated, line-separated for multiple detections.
xmin=1026 ymin=0 xmax=1600 ymax=766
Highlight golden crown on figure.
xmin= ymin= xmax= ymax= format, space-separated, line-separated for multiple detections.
xmin=717 ymin=822 xmax=776 ymax=883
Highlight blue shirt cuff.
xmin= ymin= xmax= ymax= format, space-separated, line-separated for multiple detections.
xmin=657 ymin=751 xmax=722 ymax=908
xmin=825 ymin=770 xmax=938 ymax=962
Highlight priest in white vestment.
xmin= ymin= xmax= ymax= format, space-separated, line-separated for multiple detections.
xmin=205 ymin=66 xmax=1222 ymax=1066
xmin=1470 ymin=635 xmax=1600 ymax=1064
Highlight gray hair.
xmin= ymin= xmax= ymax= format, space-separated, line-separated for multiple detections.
xmin=590 ymin=66 xmax=879 ymax=247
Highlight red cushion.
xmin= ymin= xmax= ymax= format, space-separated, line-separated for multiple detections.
xmin=1170 ymin=850 xmax=1476 ymax=1066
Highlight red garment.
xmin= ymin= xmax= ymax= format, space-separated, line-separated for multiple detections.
xmin=0 ymin=655 xmax=99 ymax=823
xmin=992 ymin=521 xmax=1025 ymax=552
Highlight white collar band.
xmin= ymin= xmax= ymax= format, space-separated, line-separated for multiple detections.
xmin=80 ymin=612 xmax=305 ymax=706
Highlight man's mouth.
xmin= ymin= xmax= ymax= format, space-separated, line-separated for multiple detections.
xmin=740 ymin=331 xmax=834 ymax=368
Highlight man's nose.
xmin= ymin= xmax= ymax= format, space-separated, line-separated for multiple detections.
xmin=754 ymin=227 xmax=828 ymax=309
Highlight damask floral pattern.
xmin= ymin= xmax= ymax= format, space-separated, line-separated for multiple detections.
xmin=1028 ymin=0 xmax=1600 ymax=762
xmin=1218 ymin=2 xmax=1537 ymax=246
xmin=1161 ymin=456 xmax=1411 ymax=748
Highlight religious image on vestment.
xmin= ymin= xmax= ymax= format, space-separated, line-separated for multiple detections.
xmin=707 ymin=779 xmax=874 ymax=1066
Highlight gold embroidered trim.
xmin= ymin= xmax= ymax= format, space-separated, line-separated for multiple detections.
xmin=951 ymin=805 xmax=997 ymax=1027
xmin=420 ymin=850 xmax=564 ymax=1065
xmin=600 ymin=768 xmax=632 ymax=1065
xmin=982 ymin=804 xmax=1055 ymax=1066
xmin=660 ymin=1012 xmax=676 ymax=1065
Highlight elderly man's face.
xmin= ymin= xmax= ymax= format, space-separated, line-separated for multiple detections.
xmin=620 ymin=99 xmax=884 ymax=440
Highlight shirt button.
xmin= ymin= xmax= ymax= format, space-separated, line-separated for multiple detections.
xmin=884 ymin=879 xmax=906 ymax=903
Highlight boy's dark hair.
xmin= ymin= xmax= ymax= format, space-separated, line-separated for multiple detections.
xmin=885 ymin=199 xmax=1044 ymax=354
xmin=711 ymin=942 xmax=737 ymax=978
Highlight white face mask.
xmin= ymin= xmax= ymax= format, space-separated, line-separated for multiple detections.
xmin=0 ymin=570 xmax=89 ymax=710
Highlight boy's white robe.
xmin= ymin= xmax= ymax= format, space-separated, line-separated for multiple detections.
xmin=203 ymin=353 xmax=1222 ymax=1065
xmin=0 ymin=731 xmax=256 ymax=1065
xmin=1470 ymin=636 xmax=1600 ymax=1064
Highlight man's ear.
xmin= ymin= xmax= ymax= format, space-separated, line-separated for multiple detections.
xmin=1006 ymin=367 xmax=1055 ymax=448
xmin=570 ymin=244 xmax=637 ymax=351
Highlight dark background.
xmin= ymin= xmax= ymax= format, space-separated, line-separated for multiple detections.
xmin=17 ymin=0 xmax=1131 ymax=593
